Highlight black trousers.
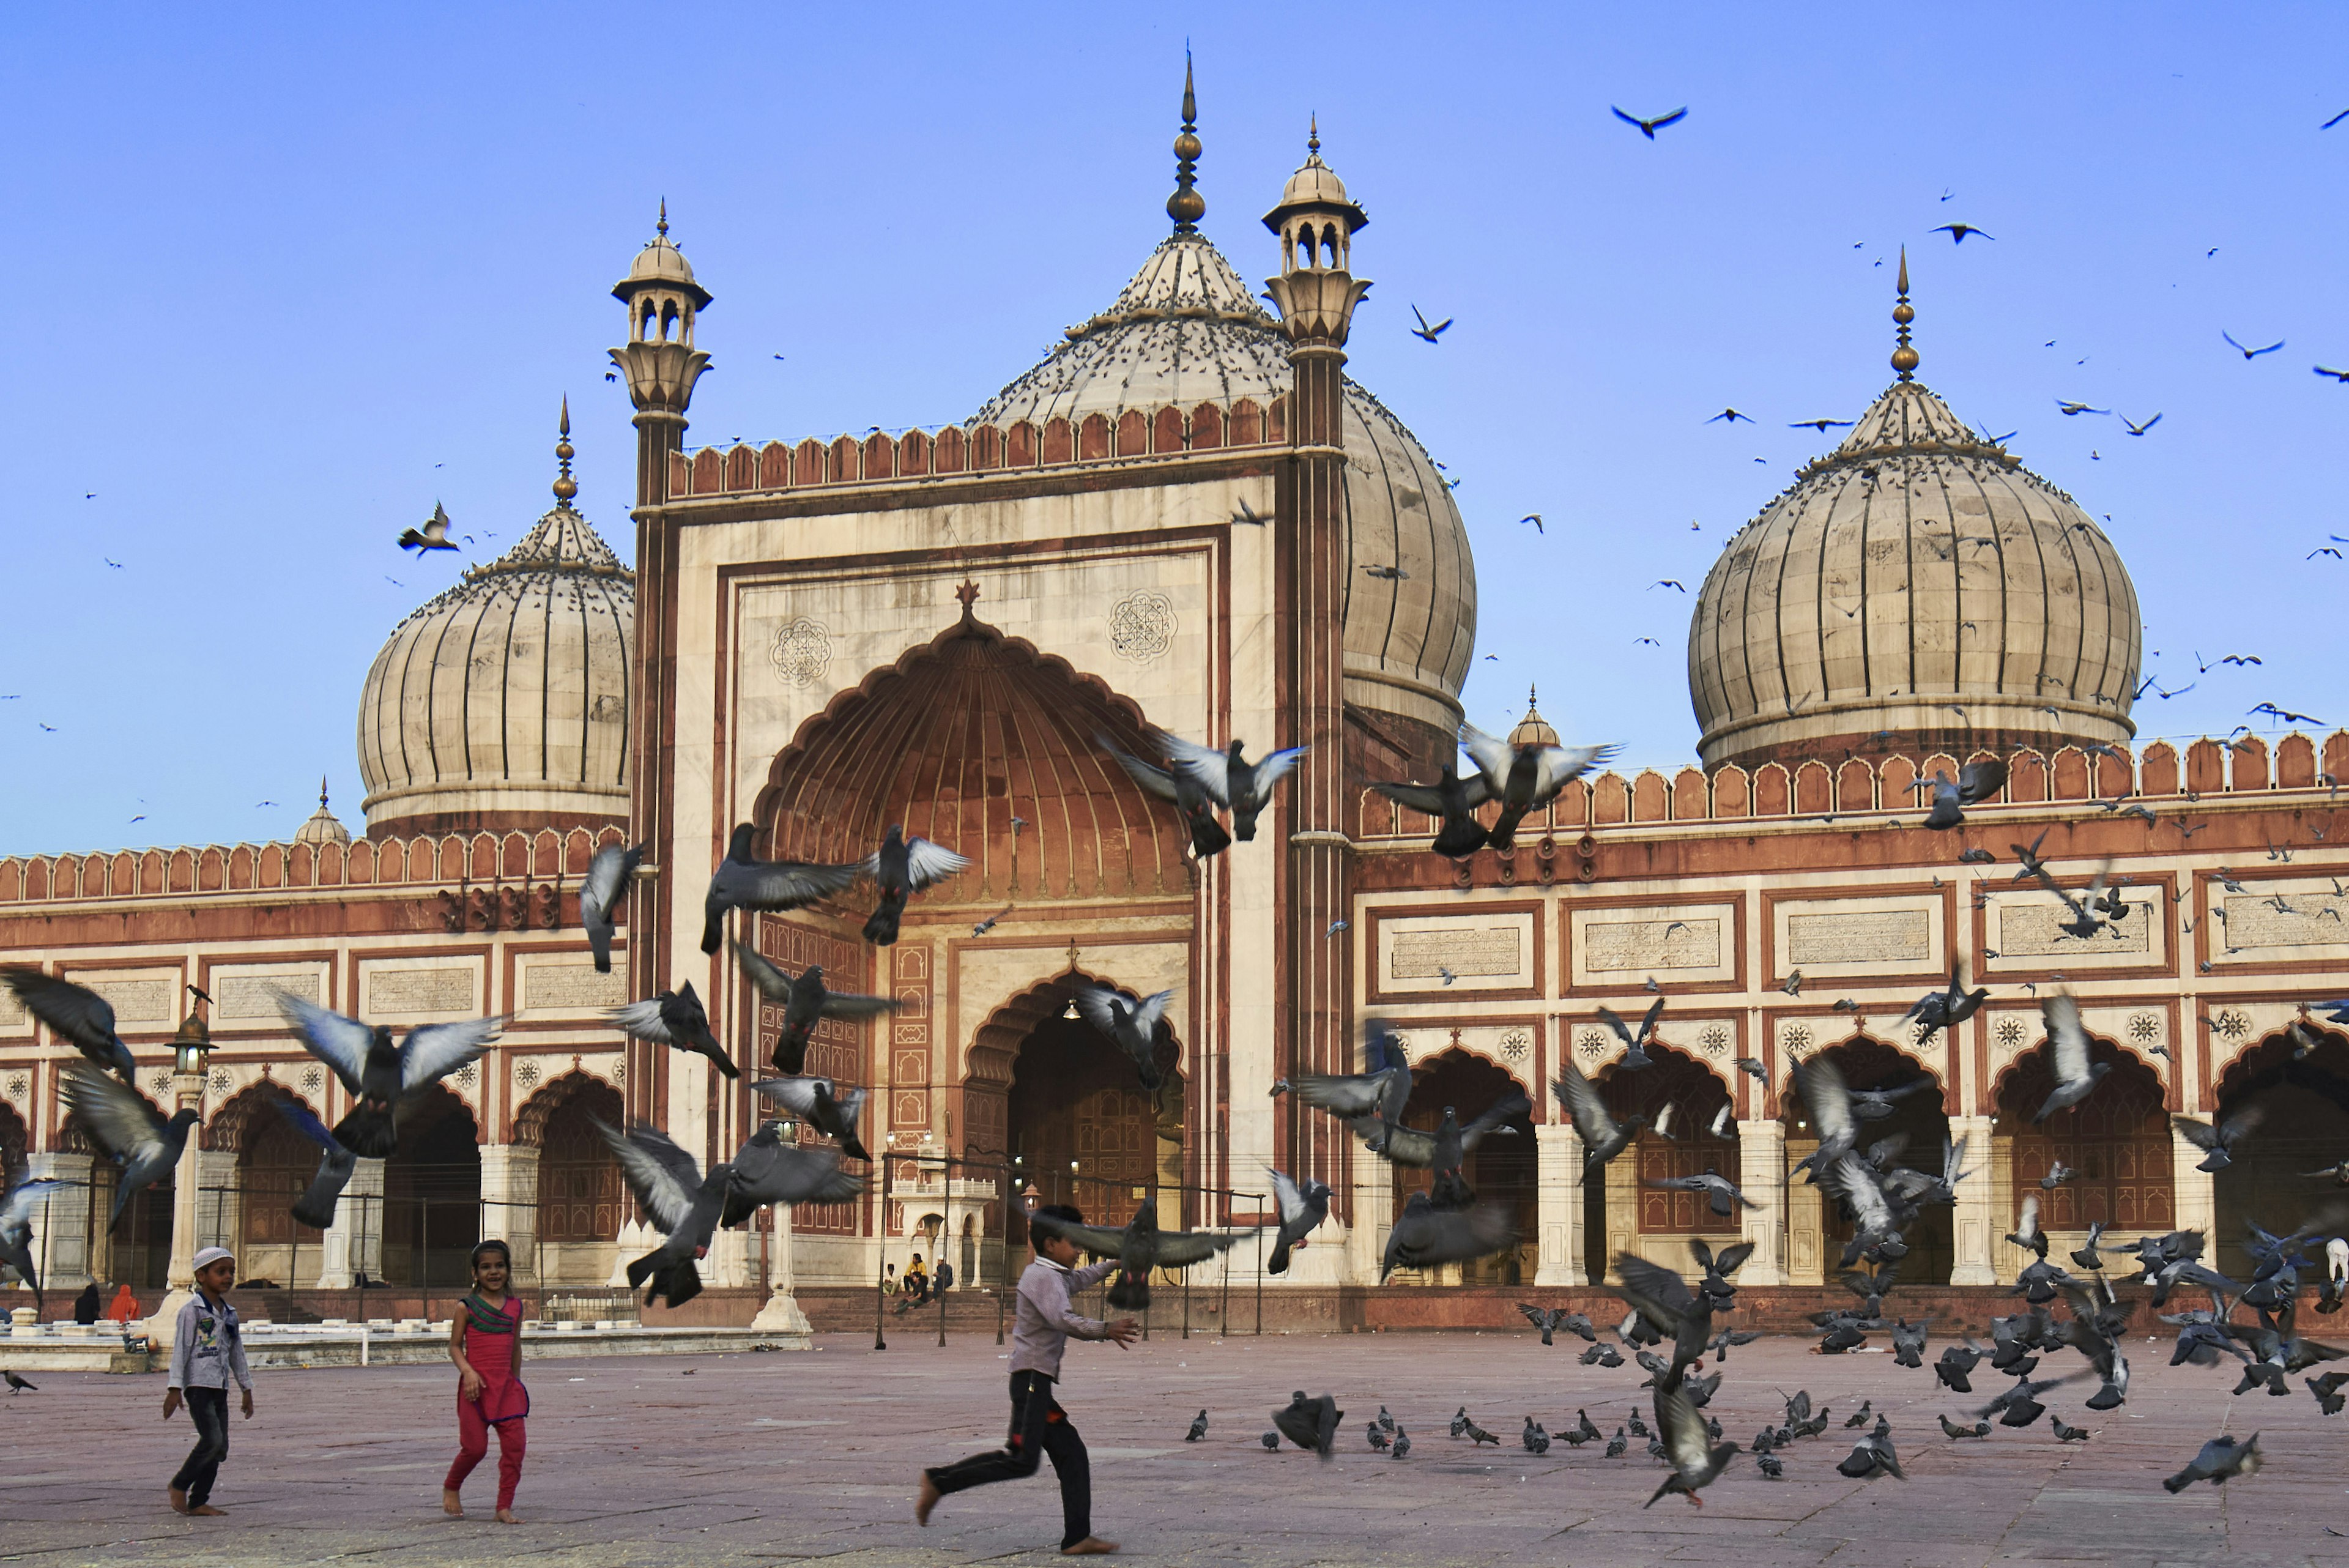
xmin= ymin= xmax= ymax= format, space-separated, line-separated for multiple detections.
xmin=926 ymin=1370 xmax=1091 ymax=1549
xmin=169 ymin=1387 xmax=231 ymax=1505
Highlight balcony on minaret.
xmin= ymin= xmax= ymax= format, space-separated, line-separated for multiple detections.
xmin=1261 ymin=120 xmax=1371 ymax=347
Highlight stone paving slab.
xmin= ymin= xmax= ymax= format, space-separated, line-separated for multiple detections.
xmin=2 ymin=1329 xmax=2346 ymax=1566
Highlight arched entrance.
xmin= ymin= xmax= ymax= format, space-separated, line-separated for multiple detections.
xmin=209 ymin=1085 xmax=328 ymax=1289
xmin=2212 ymin=1026 xmax=2349 ymax=1279
xmin=1994 ymin=1033 xmax=2171 ymax=1249
xmin=1390 ymin=1049 xmax=1535 ymax=1285
xmin=517 ymin=1072 xmax=625 ymax=1285
xmin=384 ymin=1085 xmax=480 ymax=1287
xmin=1588 ymin=1043 xmax=1737 ymax=1280
xmin=1786 ymin=1037 xmax=1953 ymax=1284
xmin=0 ymin=1100 xmax=26 ymax=1189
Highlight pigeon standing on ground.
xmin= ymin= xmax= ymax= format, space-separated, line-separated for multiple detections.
xmin=1370 ymin=764 xmax=1496 ymax=860
xmin=1367 ymin=1422 xmax=1390 ymax=1451
xmin=1458 ymin=720 xmax=1621 ymax=850
xmin=2050 ymin=1416 xmax=2090 ymax=1442
xmin=274 ymin=993 xmax=504 ymax=1159
xmin=1 ymin=967 xmax=137 ymax=1080
xmin=576 ymin=841 xmax=644 ymax=973
xmin=1463 ymin=1419 xmax=1500 ymax=1446
xmin=861 ymin=825 xmax=970 ymax=946
xmin=735 ymin=943 xmax=900 ymax=1076
xmin=0 ymin=1170 xmax=70 ymax=1313
xmin=1390 ymin=1426 xmax=1411 ymax=1458
xmin=719 ymin=1122 xmax=863 ymax=1224
xmin=1072 ymin=982 xmax=1176 ymax=1093
xmin=1451 ymin=1407 xmax=1470 ymax=1438
xmin=2033 ymin=995 xmax=2111 ymax=1122
xmin=1264 ymin=1167 xmax=1332 ymax=1274
xmin=1186 ymin=1410 xmax=1209 ymax=1442
xmin=700 ymin=823 xmax=863 ymax=955
xmin=595 ymin=1119 xmax=735 ymax=1308
xmin=1028 ymin=1198 xmax=1241 ymax=1310
xmin=750 ymin=1076 xmax=872 ymax=1164
xmin=59 ymin=1061 xmax=200 ymax=1232
xmin=1260 ymin=1431 xmax=1280 ymax=1451
xmin=609 ymin=981 xmax=738 ymax=1079
xmin=272 ymin=1096 xmax=358 ymax=1230
xmin=1523 ymin=1418 xmax=1551 ymax=1454
xmin=1272 ymin=1391 xmax=1343 ymax=1458
xmin=1100 ymin=733 xmax=1232 ymax=859
xmin=1158 ymin=734 xmax=1307 ymax=842
xmin=3 ymin=1370 xmax=36 ymax=1394
xmin=1939 ymin=1413 xmax=1991 ymax=1439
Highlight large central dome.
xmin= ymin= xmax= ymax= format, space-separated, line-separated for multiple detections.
xmin=971 ymin=230 xmax=1477 ymax=740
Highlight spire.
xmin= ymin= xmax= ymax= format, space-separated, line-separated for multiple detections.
xmin=1308 ymin=113 xmax=1320 ymax=157
xmin=1891 ymin=245 xmax=1918 ymax=381
xmin=553 ymin=395 xmax=579 ymax=503
xmin=656 ymin=197 xmax=669 ymax=239
xmin=1166 ymin=53 xmax=1204 ymax=234
xmin=318 ymin=776 xmax=329 ymax=810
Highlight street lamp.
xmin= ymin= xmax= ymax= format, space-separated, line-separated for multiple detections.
xmin=150 ymin=993 xmax=213 ymax=1350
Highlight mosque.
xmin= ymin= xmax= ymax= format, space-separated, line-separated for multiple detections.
xmin=4 ymin=73 xmax=2347 ymax=1327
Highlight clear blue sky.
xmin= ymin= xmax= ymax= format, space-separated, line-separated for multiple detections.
xmin=4 ymin=6 xmax=2346 ymax=854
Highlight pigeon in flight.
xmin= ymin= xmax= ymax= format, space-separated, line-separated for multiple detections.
xmin=2121 ymin=412 xmax=2162 ymax=436
xmin=1553 ymin=1055 xmax=1646 ymax=1181
xmin=735 ymin=943 xmax=900 ymax=1077
xmin=1100 ymin=733 xmax=1231 ymax=860
xmin=272 ymin=1096 xmax=358 ymax=1230
xmin=1374 ymin=1091 xmax=1531 ymax=1178
xmin=1644 ymin=1169 xmax=1757 ymax=1219
xmin=275 ymin=992 xmax=503 ymax=1159
xmin=1705 ymin=407 xmax=1753 ymax=424
xmin=701 ymin=823 xmax=861 ymax=954
xmin=595 ymin=1120 xmax=735 ymax=1308
xmin=1647 ymin=1384 xmax=1737 ymax=1507
xmin=1367 ymin=765 xmax=1494 ymax=860
xmin=1791 ymin=417 xmax=1855 ymax=431
xmin=59 ymin=1061 xmax=199 ymax=1233
xmin=1598 ymin=995 xmax=1666 ymax=1069
xmin=1272 ymin=1391 xmax=1342 ymax=1458
xmin=0 ymin=1170 xmax=70 ymax=1314
xmin=1612 ymin=105 xmax=1687 ymax=138
xmin=1914 ymin=759 xmax=2008 ymax=830
xmin=1518 ymin=1304 xmax=1576 ymax=1345
xmin=609 ymin=981 xmax=738 ymax=1080
xmin=1 ymin=967 xmax=136 ymax=1080
xmin=861 ymin=825 xmax=968 ymax=946
xmin=1932 ymin=223 xmax=1992 ymax=243
xmin=1901 ymin=967 xmax=1987 ymax=1045
xmin=2033 ymin=995 xmax=2110 ymax=1123
xmin=1458 ymin=720 xmax=1620 ymax=850
xmin=1157 ymin=733 xmax=1307 ymax=842
xmin=577 ymin=841 xmax=644 ymax=973
xmin=1029 ymin=1197 xmax=1241 ymax=1310
xmin=2162 ymin=1433 xmax=2261 ymax=1491
xmin=2223 ymin=331 xmax=2284 ymax=360
xmin=1264 ymin=1166 xmax=1330 ymax=1274
xmin=720 ymin=1121 xmax=863 ymax=1225
xmin=398 ymin=502 xmax=461 ymax=554
xmin=2055 ymin=399 xmax=2109 ymax=417
xmin=1409 ymin=304 xmax=1452 ymax=343
xmin=1381 ymin=1191 xmax=1519 ymax=1280
xmin=2173 ymin=1106 xmax=2261 ymax=1172
xmin=751 ymin=1076 xmax=872 ymax=1164
xmin=1072 ymin=981 xmax=1176 ymax=1093
xmin=1272 ymin=1017 xmax=1411 ymax=1150
xmin=1788 ymin=1056 xmax=1861 ymax=1181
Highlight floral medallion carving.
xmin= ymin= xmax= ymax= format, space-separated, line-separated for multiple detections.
xmin=771 ymin=616 xmax=834 ymax=689
xmin=1108 ymin=591 xmax=1176 ymax=664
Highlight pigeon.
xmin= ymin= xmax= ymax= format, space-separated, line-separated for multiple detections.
xmin=1939 ymin=1413 xmax=1990 ymax=1439
xmin=1381 ymin=1191 xmax=1520 ymax=1280
xmin=0 ymin=1172 xmax=69 ymax=1313
xmin=1552 ymin=1055 xmax=1646 ymax=1181
xmin=1734 ymin=1056 xmax=1771 ymax=1087
xmin=2050 ymin=1416 xmax=2090 ymax=1442
xmin=1574 ymin=1408 xmax=1603 ymax=1442
xmin=1642 ymin=1169 xmax=1756 ymax=1219
xmin=1901 ymin=967 xmax=1987 ymax=1045
xmin=2070 ymin=1220 xmax=2113 ymax=1272
xmin=1520 ymin=1304 xmax=1575 ymax=1345
xmin=861 ymin=824 xmax=969 ymax=946
xmin=1274 ymin=1391 xmax=1343 ymax=1458
xmin=1937 ymin=1339 xmax=1984 ymax=1392
xmin=1613 ymin=105 xmax=1688 ymax=138
xmin=735 ymin=943 xmax=902 ymax=1076
xmin=1390 ymin=1427 xmax=1410 ymax=1458
xmin=1891 ymin=1318 xmax=1931 ymax=1368
xmin=2162 ymin=1434 xmax=2262 ymax=1492
xmin=398 ymin=501 xmax=461 ymax=553
xmin=1914 ymin=760 xmax=2008 ymax=830
xmin=1630 ymin=1409 xmax=1655 ymax=1440
xmin=718 ymin=1121 xmax=863 ymax=1225
xmin=1375 ymin=1091 xmax=1530 ymax=1175
xmin=1028 ymin=1197 xmax=1239 ymax=1310
xmin=576 ymin=841 xmax=644 ymax=973
xmin=1261 ymin=1431 xmax=1280 ymax=1451
xmin=1450 ymin=1406 xmax=1469 ymax=1438
xmin=1367 ymin=1422 xmax=1390 ymax=1451
xmin=2032 ymin=995 xmax=2110 ymax=1123
xmin=1377 ymin=1405 xmax=1397 ymax=1433
xmin=2009 ymin=828 xmax=2052 ymax=883
xmin=1755 ymin=1451 xmax=1783 ymax=1478
xmin=2033 ymin=862 xmax=2123 ymax=942
xmin=272 ymin=1096 xmax=358 ymax=1230
xmin=1581 ymin=1342 xmax=1625 ymax=1367
xmin=1 ymin=967 xmax=137 ymax=1080
xmin=595 ymin=1119 xmax=735 ymax=1308
xmin=1980 ymin=1370 xmax=2079 ymax=1429
xmin=1274 ymin=1018 xmax=1411 ymax=1148
xmin=2173 ymin=1107 xmax=2262 ymax=1172
xmin=2307 ymin=1371 xmax=2348 ymax=1416
xmin=1100 ymin=733 xmax=1231 ymax=859
xmin=1647 ymin=1384 xmax=1738 ymax=1508
xmin=1837 ymin=1431 xmax=1905 ymax=1479
xmin=1844 ymin=1400 xmax=1874 ymax=1429
xmin=1072 ymin=982 xmax=1177 ymax=1094
xmin=2039 ymin=1162 xmax=2076 ymax=1191
xmin=609 ymin=981 xmax=738 ymax=1079
xmin=1608 ymin=1427 xmax=1630 ymax=1458
xmin=2 ymin=1370 xmax=35 ymax=1394
xmin=59 ymin=1061 xmax=200 ymax=1233
xmin=1157 ymin=733 xmax=1307 ymax=842
xmin=749 ymin=1076 xmax=872 ymax=1164
xmin=1459 ymin=720 xmax=1620 ymax=850
xmin=1264 ymin=1166 xmax=1332 ymax=1274
xmin=2006 ymin=1192 xmax=2047 ymax=1260
xmin=273 ymin=992 xmax=503 ymax=1161
xmin=1368 ymin=765 xmax=1495 ymax=860
xmin=1789 ymin=1056 xmax=1861 ymax=1181
xmin=1463 ymin=1419 xmax=1500 ymax=1446
xmin=1523 ymin=1417 xmax=1551 ymax=1454
xmin=1598 ymin=995 xmax=1667 ymax=1069
xmin=1409 ymin=303 xmax=1452 ymax=343
xmin=1186 ymin=1410 xmax=1209 ymax=1442
xmin=699 ymin=822 xmax=862 ymax=955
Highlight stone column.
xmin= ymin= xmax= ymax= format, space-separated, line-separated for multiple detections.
xmin=1735 ymin=1120 xmax=1788 ymax=1285
xmin=1948 ymin=1113 xmax=1997 ymax=1285
xmin=316 ymin=1159 xmax=385 ymax=1289
xmin=1988 ymin=1125 xmax=2019 ymax=1286
xmin=2171 ymin=1123 xmax=2217 ymax=1239
xmin=478 ymin=1145 xmax=540 ymax=1285
xmin=1346 ymin=1153 xmax=1394 ymax=1285
xmin=1533 ymin=1123 xmax=1586 ymax=1286
xmin=1600 ymin=1146 xmax=1638 ymax=1279
xmin=1783 ymin=1139 xmax=1824 ymax=1284
xmin=24 ymin=1151 xmax=95 ymax=1298
xmin=143 ymin=1064 xmax=208 ymax=1350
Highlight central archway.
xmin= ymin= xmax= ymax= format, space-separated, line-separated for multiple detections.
xmin=1390 ymin=1049 xmax=1535 ymax=1286
xmin=1591 ymin=1042 xmax=1738 ymax=1280
xmin=383 ymin=1085 xmax=480 ymax=1288
xmin=1787 ymin=1036 xmax=1953 ymax=1285
xmin=2212 ymin=1025 xmax=2349 ymax=1279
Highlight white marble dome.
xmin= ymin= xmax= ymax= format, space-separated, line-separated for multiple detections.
xmin=971 ymin=232 xmax=1477 ymax=738
xmin=357 ymin=503 xmax=634 ymax=835
xmin=1689 ymin=377 xmax=2141 ymax=768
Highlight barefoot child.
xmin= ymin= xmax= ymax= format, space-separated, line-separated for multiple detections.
xmin=163 ymin=1246 xmax=253 ymax=1516
xmin=443 ymin=1240 xmax=528 ymax=1523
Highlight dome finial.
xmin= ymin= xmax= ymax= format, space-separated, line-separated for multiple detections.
xmin=1308 ymin=113 xmax=1320 ymax=157
xmin=318 ymin=776 xmax=328 ymax=808
xmin=553 ymin=395 xmax=579 ymax=503
xmin=1166 ymin=50 xmax=1205 ymax=234
xmin=1891 ymin=245 xmax=1919 ymax=381
xmin=656 ymin=198 xmax=669 ymax=239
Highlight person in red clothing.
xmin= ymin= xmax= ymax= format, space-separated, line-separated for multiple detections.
xmin=443 ymin=1240 xmax=529 ymax=1523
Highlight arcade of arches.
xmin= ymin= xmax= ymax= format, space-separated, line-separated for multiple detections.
xmin=2211 ymin=1028 xmax=2349 ymax=1280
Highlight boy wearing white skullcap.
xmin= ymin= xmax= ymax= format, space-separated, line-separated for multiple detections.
xmin=163 ymin=1245 xmax=253 ymax=1515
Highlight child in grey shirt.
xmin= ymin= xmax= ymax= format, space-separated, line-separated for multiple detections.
xmin=163 ymin=1246 xmax=253 ymax=1515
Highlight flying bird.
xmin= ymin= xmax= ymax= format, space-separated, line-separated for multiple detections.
xmin=2162 ymin=1433 xmax=2262 ymax=1492
xmin=1791 ymin=418 xmax=1855 ymax=431
xmin=861 ymin=825 xmax=969 ymax=946
xmin=2172 ymin=1107 xmax=2261 ymax=1173
xmin=1099 ymin=732 xmax=1231 ymax=860
xmin=1913 ymin=759 xmax=2008 ymax=830
xmin=1158 ymin=732 xmax=1307 ymax=842
xmin=1367 ymin=764 xmax=1494 ymax=859
xmin=1458 ymin=719 xmax=1620 ymax=850
xmin=2121 ymin=412 xmax=2162 ymax=436
xmin=1409 ymin=304 xmax=1452 ymax=343
xmin=2054 ymin=399 xmax=2109 ymax=417
xmin=595 ymin=1119 xmax=737 ymax=1308
xmin=1264 ymin=1166 xmax=1332 ymax=1274
xmin=1028 ymin=1197 xmax=1240 ymax=1310
xmin=1705 ymin=407 xmax=1753 ymax=424
xmin=1519 ymin=513 xmax=1543 ymax=532
xmin=0 ymin=1170 xmax=70 ymax=1314
xmin=577 ymin=841 xmax=644 ymax=973
xmin=1553 ymin=1055 xmax=1646 ymax=1181
xmin=1612 ymin=105 xmax=1687 ymax=139
xmin=2223 ymin=331 xmax=2284 ymax=360
xmin=1072 ymin=981 xmax=1176 ymax=1093
xmin=2033 ymin=994 xmax=2110 ymax=1123
xmin=735 ymin=943 xmax=900 ymax=1076
xmin=609 ymin=981 xmax=738 ymax=1079
xmin=272 ymin=1096 xmax=358 ymax=1230
xmin=750 ymin=1076 xmax=872 ymax=1164
xmin=1647 ymin=1384 xmax=1738 ymax=1508
xmin=398 ymin=502 xmax=461 ymax=554
xmin=1362 ymin=563 xmax=1409 ymax=581
xmin=700 ymin=822 xmax=861 ymax=955
xmin=1649 ymin=579 xmax=1687 ymax=592
xmin=721 ymin=1121 xmax=864 ymax=1224
xmin=1272 ymin=1391 xmax=1343 ymax=1458
xmin=275 ymin=992 xmax=504 ymax=1159
xmin=1 ymin=967 xmax=136 ymax=1080
xmin=1932 ymin=223 xmax=1993 ymax=243
xmin=1381 ymin=1190 xmax=1520 ymax=1281
xmin=58 ymin=1062 xmax=199 ymax=1233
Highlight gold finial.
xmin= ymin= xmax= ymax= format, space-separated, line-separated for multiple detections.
xmin=553 ymin=395 xmax=579 ymax=502
xmin=317 ymin=776 xmax=329 ymax=810
xmin=1307 ymin=113 xmax=1320 ymax=157
xmin=1891 ymin=245 xmax=1918 ymax=381
xmin=1167 ymin=50 xmax=1205 ymax=234
xmin=656 ymin=198 xmax=669 ymax=239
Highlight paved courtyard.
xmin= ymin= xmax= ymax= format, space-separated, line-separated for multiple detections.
xmin=2 ymin=1326 xmax=2345 ymax=1567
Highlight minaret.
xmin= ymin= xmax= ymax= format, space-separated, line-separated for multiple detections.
xmin=1261 ymin=123 xmax=1371 ymax=1195
xmin=609 ymin=201 xmax=712 ymax=510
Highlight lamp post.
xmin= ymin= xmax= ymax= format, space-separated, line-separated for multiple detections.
xmin=146 ymin=998 xmax=212 ymax=1350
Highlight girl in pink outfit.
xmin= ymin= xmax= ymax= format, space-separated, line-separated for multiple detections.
xmin=443 ymin=1240 xmax=529 ymax=1523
